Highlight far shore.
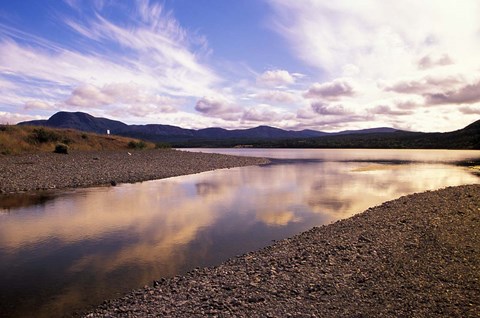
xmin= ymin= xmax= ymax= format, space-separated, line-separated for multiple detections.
xmin=0 ymin=149 xmax=269 ymax=194
xmin=84 ymin=184 xmax=480 ymax=317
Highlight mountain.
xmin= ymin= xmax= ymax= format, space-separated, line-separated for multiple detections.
xmin=19 ymin=112 xmax=396 ymax=142
xmin=18 ymin=111 xmax=128 ymax=134
xmin=18 ymin=111 xmax=380 ymax=143
xmin=26 ymin=111 xmax=480 ymax=148
xmin=336 ymin=127 xmax=399 ymax=135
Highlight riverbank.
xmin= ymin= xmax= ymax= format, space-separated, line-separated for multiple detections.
xmin=0 ymin=149 xmax=269 ymax=193
xmin=84 ymin=184 xmax=480 ymax=317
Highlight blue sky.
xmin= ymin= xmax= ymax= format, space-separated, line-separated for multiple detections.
xmin=1 ymin=0 xmax=480 ymax=132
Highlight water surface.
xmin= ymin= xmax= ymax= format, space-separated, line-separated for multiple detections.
xmin=1 ymin=149 xmax=479 ymax=317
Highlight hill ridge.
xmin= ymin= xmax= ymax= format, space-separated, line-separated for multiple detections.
xmin=18 ymin=111 xmax=403 ymax=143
xmin=18 ymin=111 xmax=480 ymax=149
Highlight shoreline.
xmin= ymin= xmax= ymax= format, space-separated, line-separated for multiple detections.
xmin=0 ymin=149 xmax=269 ymax=194
xmin=84 ymin=184 xmax=480 ymax=317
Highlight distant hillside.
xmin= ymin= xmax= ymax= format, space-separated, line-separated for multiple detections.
xmin=18 ymin=111 xmax=402 ymax=144
xmin=19 ymin=111 xmax=479 ymax=149
xmin=244 ymin=120 xmax=480 ymax=150
xmin=0 ymin=125 xmax=155 ymax=155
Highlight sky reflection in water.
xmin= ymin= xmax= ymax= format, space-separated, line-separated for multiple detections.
xmin=0 ymin=149 xmax=479 ymax=317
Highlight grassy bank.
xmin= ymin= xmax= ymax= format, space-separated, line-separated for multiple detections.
xmin=0 ymin=125 xmax=156 ymax=155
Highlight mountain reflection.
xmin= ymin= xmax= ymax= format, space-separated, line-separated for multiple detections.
xmin=0 ymin=149 xmax=479 ymax=317
xmin=0 ymin=192 xmax=57 ymax=211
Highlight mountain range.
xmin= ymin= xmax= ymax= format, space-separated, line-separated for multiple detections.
xmin=19 ymin=111 xmax=480 ymax=149
xmin=19 ymin=111 xmax=399 ymax=143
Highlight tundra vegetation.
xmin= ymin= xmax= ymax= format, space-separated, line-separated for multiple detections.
xmin=0 ymin=125 xmax=157 ymax=155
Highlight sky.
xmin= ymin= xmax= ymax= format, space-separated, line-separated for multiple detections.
xmin=1 ymin=0 xmax=480 ymax=132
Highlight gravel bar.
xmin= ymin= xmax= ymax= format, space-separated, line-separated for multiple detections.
xmin=0 ymin=149 xmax=269 ymax=193
xmin=85 ymin=184 xmax=480 ymax=318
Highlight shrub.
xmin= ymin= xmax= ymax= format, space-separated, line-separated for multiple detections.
xmin=62 ymin=137 xmax=72 ymax=145
xmin=128 ymin=140 xmax=147 ymax=149
xmin=29 ymin=128 xmax=60 ymax=144
xmin=155 ymin=142 xmax=171 ymax=149
xmin=54 ymin=143 xmax=69 ymax=154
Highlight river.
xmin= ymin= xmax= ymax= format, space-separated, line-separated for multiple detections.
xmin=0 ymin=149 xmax=479 ymax=317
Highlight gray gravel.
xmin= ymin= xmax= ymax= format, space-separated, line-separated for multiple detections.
xmin=84 ymin=184 xmax=480 ymax=318
xmin=0 ymin=149 xmax=269 ymax=193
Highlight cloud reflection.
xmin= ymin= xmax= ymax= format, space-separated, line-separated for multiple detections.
xmin=0 ymin=149 xmax=479 ymax=317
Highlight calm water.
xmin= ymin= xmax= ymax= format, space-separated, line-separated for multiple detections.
xmin=1 ymin=149 xmax=479 ymax=317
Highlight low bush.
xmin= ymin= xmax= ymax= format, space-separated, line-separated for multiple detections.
xmin=29 ymin=128 xmax=60 ymax=144
xmin=155 ymin=142 xmax=171 ymax=149
xmin=128 ymin=140 xmax=147 ymax=149
xmin=54 ymin=143 xmax=69 ymax=154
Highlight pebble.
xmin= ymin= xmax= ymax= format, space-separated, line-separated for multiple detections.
xmin=0 ymin=149 xmax=269 ymax=193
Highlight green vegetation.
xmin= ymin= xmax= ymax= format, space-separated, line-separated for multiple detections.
xmin=173 ymin=121 xmax=480 ymax=150
xmin=128 ymin=140 xmax=147 ymax=149
xmin=155 ymin=142 xmax=172 ymax=149
xmin=28 ymin=128 xmax=61 ymax=144
xmin=0 ymin=125 xmax=156 ymax=155
xmin=54 ymin=143 xmax=69 ymax=154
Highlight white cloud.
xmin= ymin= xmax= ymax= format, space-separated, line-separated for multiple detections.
xmin=459 ymin=105 xmax=480 ymax=115
xmin=370 ymin=105 xmax=412 ymax=116
xmin=0 ymin=111 xmax=43 ymax=124
xmin=425 ymin=80 xmax=480 ymax=105
xmin=268 ymin=0 xmax=480 ymax=78
xmin=194 ymin=96 xmax=241 ymax=121
xmin=304 ymin=79 xmax=355 ymax=100
xmin=383 ymin=75 xmax=464 ymax=95
xmin=254 ymin=90 xmax=297 ymax=104
xmin=257 ymin=69 xmax=295 ymax=87
xmin=242 ymin=104 xmax=294 ymax=122
xmin=417 ymin=54 xmax=453 ymax=70
xmin=2 ymin=1 xmax=479 ymax=132
xmin=267 ymin=0 xmax=480 ymax=131
xmin=311 ymin=102 xmax=351 ymax=116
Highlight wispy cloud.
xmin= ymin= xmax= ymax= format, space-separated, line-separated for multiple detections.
xmin=0 ymin=1 xmax=219 ymax=123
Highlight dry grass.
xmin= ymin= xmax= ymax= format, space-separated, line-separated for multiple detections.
xmin=0 ymin=125 xmax=156 ymax=155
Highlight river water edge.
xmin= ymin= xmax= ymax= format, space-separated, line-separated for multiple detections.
xmin=1 ymin=148 xmax=479 ymax=317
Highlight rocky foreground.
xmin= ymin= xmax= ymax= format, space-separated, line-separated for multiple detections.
xmin=84 ymin=184 xmax=480 ymax=317
xmin=0 ymin=149 xmax=269 ymax=193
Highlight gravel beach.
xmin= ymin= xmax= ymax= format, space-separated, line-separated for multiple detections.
xmin=0 ymin=149 xmax=269 ymax=193
xmin=84 ymin=184 xmax=480 ymax=318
